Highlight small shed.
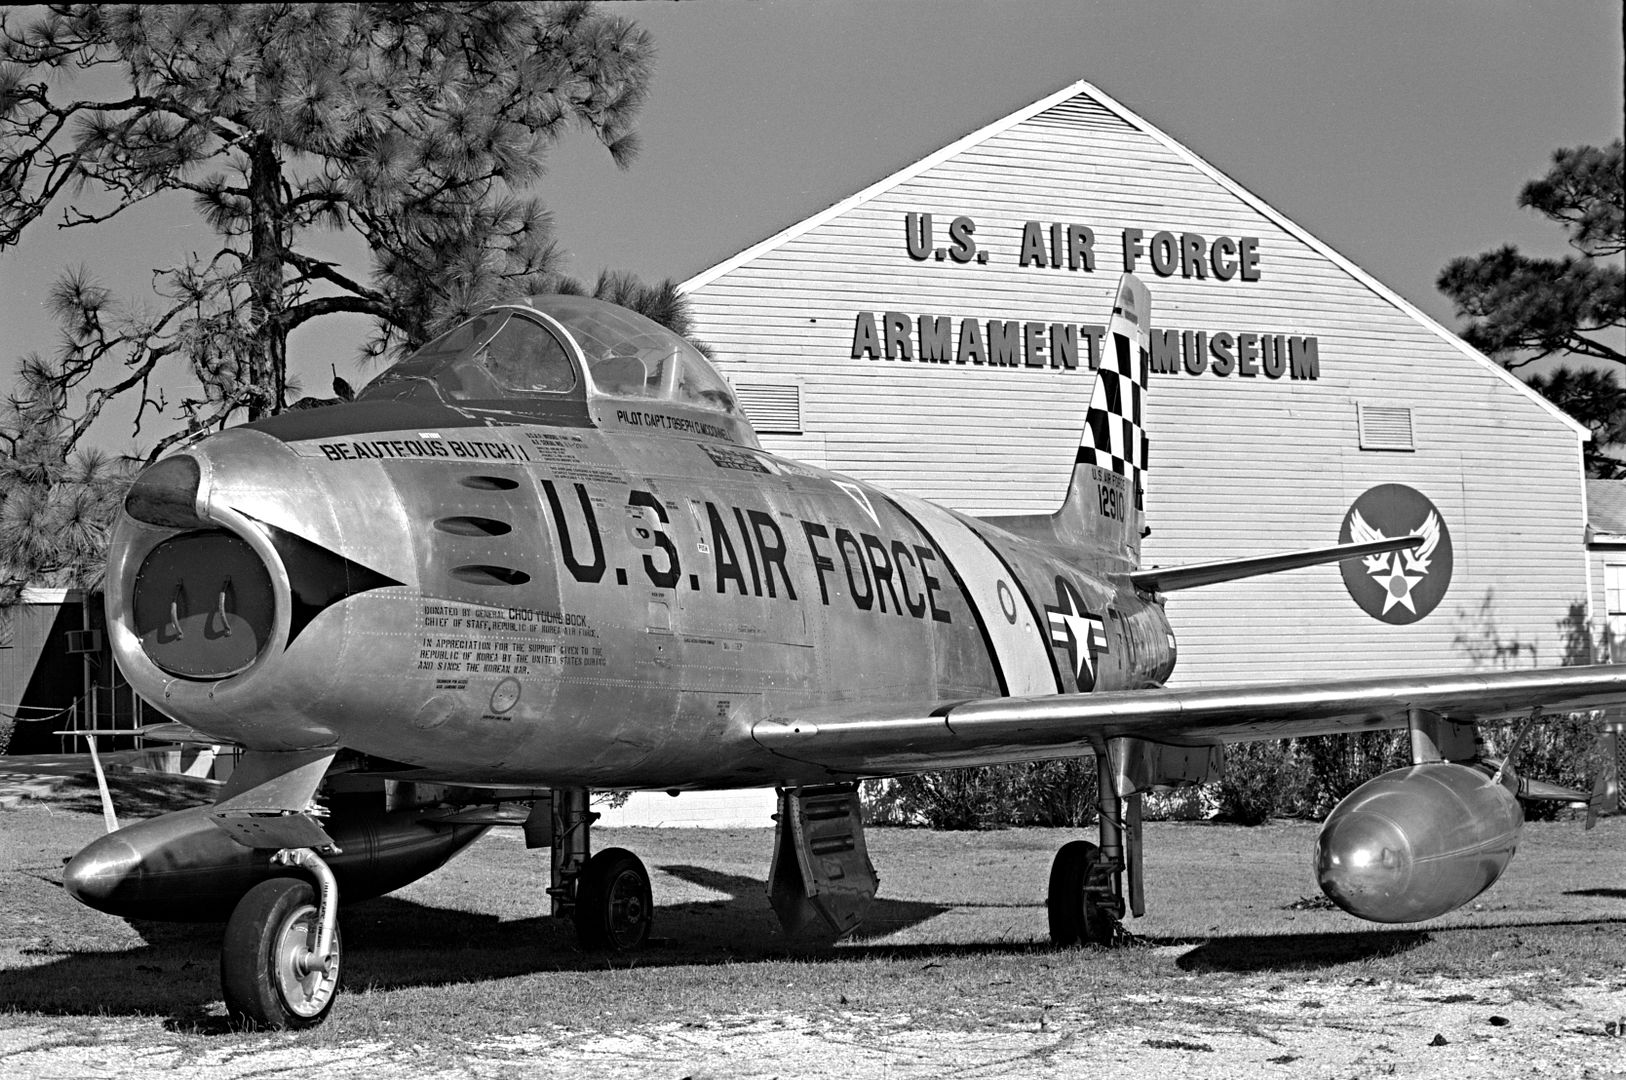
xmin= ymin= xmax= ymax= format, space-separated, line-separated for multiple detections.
xmin=1 ymin=589 xmax=148 ymax=755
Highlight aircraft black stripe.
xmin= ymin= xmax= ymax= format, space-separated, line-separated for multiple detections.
xmin=249 ymin=399 xmax=593 ymax=444
xmin=883 ymin=495 xmax=1010 ymax=697
xmin=244 ymin=515 xmax=406 ymax=648
xmin=965 ymin=526 xmax=1066 ymax=694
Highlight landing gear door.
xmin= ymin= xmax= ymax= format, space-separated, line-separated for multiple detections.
xmin=767 ymin=784 xmax=878 ymax=939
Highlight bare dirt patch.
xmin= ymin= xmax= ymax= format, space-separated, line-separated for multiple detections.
xmin=4 ymin=973 xmax=1622 ymax=1079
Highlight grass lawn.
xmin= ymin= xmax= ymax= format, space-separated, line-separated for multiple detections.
xmin=2 ymin=772 xmax=1624 ymax=1048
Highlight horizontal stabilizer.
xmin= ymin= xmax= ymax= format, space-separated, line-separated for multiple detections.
xmin=1588 ymin=726 xmax=1622 ymax=828
xmin=53 ymin=722 xmax=223 ymax=745
xmin=1129 ymin=535 xmax=1422 ymax=594
xmin=1518 ymin=776 xmax=1593 ymax=803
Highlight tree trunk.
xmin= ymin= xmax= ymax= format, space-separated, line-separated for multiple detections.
xmin=245 ymin=134 xmax=286 ymax=421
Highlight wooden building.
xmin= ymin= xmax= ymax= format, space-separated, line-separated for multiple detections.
xmin=1 ymin=588 xmax=147 ymax=755
xmin=681 ymin=80 xmax=1592 ymax=690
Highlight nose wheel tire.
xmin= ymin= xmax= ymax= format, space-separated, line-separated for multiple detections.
xmin=1047 ymin=840 xmax=1119 ymax=947
xmin=574 ymin=847 xmax=653 ymax=951
xmin=222 ymin=877 xmax=342 ymax=1029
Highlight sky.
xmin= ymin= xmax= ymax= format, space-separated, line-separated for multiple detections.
xmin=2 ymin=0 xmax=1622 ymax=456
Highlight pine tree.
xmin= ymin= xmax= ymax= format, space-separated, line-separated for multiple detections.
xmin=1438 ymin=141 xmax=1625 ymax=476
xmin=1 ymin=3 xmax=658 ymax=459
xmin=0 ymin=375 xmax=134 ymax=604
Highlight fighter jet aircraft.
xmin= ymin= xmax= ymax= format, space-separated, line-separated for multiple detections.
xmin=63 ymin=273 xmax=1626 ymax=1028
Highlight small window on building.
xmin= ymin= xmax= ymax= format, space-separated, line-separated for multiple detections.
xmin=735 ymin=383 xmax=803 ymax=435
xmin=1358 ymin=404 xmax=1414 ymax=451
xmin=1605 ymin=563 xmax=1626 ymax=662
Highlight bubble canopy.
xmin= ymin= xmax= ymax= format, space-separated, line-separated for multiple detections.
xmin=359 ymin=294 xmax=741 ymax=421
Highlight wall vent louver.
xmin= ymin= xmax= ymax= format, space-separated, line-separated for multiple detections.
xmin=735 ymin=383 xmax=803 ymax=435
xmin=1025 ymin=94 xmax=1134 ymax=132
xmin=1358 ymin=404 xmax=1415 ymax=451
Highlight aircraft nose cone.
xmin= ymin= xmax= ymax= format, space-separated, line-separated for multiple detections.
xmin=62 ymin=833 xmax=142 ymax=914
xmin=1315 ymin=809 xmax=1413 ymax=922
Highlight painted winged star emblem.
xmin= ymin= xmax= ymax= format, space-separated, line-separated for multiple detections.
xmin=1349 ymin=508 xmax=1442 ymax=615
xmin=1045 ymin=576 xmax=1108 ymax=685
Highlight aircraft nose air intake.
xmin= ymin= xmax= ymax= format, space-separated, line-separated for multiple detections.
xmin=115 ymin=429 xmax=410 ymax=688
xmin=131 ymin=529 xmax=277 ymax=679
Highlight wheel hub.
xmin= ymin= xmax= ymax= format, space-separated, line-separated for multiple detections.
xmin=274 ymin=904 xmax=339 ymax=1018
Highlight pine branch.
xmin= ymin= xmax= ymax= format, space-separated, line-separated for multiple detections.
xmin=283 ymin=294 xmax=397 ymax=334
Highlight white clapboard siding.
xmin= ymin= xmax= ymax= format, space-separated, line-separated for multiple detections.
xmin=683 ymin=81 xmax=1589 ymax=689
xmin=1590 ymin=546 xmax=1624 ymax=662
xmin=1585 ymin=480 xmax=1626 ymax=663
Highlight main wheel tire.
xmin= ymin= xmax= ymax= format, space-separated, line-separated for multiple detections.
xmin=573 ymin=847 xmax=653 ymax=952
xmin=1047 ymin=840 xmax=1117 ymax=947
xmin=222 ymin=877 xmax=342 ymax=1029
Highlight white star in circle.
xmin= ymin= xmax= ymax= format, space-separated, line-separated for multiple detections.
xmin=1371 ymin=552 xmax=1424 ymax=615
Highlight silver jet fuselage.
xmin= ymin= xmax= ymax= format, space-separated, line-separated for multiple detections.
xmin=107 ymin=298 xmax=1174 ymax=791
xmin=86 ymin=283 xmax=1585 ymax=943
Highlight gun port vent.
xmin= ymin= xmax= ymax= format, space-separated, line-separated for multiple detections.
xmin=449 ymin=564 xmax=531 ymax=587
xmin=434 ymin=516 xmax=514 ymax=537
xmin=459 ymin=475 xmax=520 ymax=491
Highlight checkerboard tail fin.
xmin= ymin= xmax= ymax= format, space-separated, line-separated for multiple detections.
xmin=1053 ymin=273 xmax=1151 ymax=566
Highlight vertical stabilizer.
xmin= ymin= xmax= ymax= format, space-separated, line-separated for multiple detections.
xmin=1054 ymin=273 xmax=1151 ymax=565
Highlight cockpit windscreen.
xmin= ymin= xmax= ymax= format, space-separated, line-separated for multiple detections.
xmin=359 ymin=295 xmax=738 ymax=419
xmin=360 ymin=311 xmax=577 ymax=401
xmin=550 ymin=296 xmax=738 ymax=416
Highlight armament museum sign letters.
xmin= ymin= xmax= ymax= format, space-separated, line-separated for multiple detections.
xmin=852 ymin=212 xmax=1320 ymax=380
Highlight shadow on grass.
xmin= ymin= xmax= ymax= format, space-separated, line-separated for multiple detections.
xmin=8 ymin=860 xmax=1624 ymax=1029
xmin=15 ymin=768 xmax=217 ymax=820
xmin=0 ymin=863 xmax=947 ymax=1028
xmin=1567 ymin=888 xmax=1626 ymax=899
xmin=1171 ymin=929 xmax=1430 ymax=973
xmin=657 ymin=863 xmax=954 ymax=941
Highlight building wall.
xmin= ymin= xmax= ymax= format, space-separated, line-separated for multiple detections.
xmin=1591 ymin=543 xmax=1626 ymax=662
xmin=597 ymin=788 xmax=777 ymax=829
xmin=683 ymin=82 xmax=1588 ymax=690
xmin=1 ymin=591 xmax=83 ymax=754
xmin=1 ymin=589 xmax=150 ymax=755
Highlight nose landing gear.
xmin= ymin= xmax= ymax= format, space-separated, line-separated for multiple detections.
xmin=221 ymin=870 xmax=342 ymax=1029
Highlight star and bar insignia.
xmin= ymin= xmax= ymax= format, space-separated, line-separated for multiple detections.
xmin=1044 ymin=576 xmax=1107 ymax=689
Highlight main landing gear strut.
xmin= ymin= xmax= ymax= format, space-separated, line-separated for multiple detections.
xmin=537 ymin=787 xmax=653 ymax=951
xmin=1047 ymin=746 xmax=1145 ymax=947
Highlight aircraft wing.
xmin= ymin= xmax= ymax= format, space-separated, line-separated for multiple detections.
xmin=751 ymin=664 xmax=1626 ymax=775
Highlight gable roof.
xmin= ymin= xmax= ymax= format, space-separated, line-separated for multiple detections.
xmin=681 ymin=79 xmax=1585 ymax=439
